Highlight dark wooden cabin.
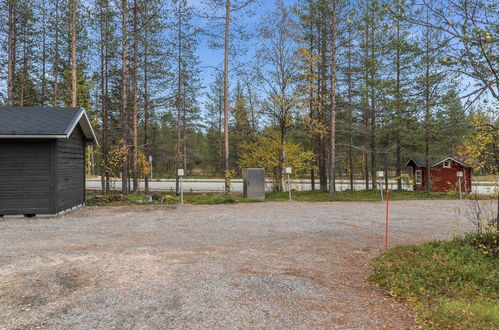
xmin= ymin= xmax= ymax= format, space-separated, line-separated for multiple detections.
xmin=406 ymin=156 xmax=472 ymax=193
xmin=0 ymin=107 xmax=97 ymax=216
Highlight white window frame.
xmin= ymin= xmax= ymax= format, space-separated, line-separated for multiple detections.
xmin=415 ymin=170 xmax=422 ymax=185
xmin=443 ymin=161 xmax=451 ymax=168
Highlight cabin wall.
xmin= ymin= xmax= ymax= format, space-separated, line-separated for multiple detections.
xmin=0 ymin=139 xmax=55 ymax=215
xmin=56 ymin=125 xmax=85 ymax=212
xmin=430 ymin=161 xmax=470 ymax=193
xmin=410 ymin=165 xmax=427 ymax=191
xmin=410 ymin=160 xmax=472 ymax=193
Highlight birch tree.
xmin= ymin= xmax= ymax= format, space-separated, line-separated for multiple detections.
xmin=258 ymin=1 xmax=300 ymax=191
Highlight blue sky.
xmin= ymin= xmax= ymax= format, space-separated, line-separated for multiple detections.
xmin=191 ymin=0 xmax=298 ymax=102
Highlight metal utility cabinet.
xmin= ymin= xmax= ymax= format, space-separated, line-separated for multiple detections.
xmin=242 ymin=168 xmax=265 ymax=200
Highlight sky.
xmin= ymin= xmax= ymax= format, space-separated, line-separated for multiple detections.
xmin=191 ymin=0 xmax=298 ymax=106
xmin=188 ymin=0 xmax=496 ymax=114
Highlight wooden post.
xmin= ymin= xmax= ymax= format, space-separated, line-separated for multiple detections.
xmin=385 ymin=188 xmax=389 ymax=250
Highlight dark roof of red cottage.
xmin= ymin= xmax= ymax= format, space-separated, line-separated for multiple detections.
xmin=406 ymin=156 xmax=470 ymax=168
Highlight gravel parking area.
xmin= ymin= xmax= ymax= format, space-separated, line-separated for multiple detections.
xmin=0 ymin=200 xmax=478 ymax=329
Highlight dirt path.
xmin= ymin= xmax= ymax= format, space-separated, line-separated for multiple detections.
xmin=0 ymin=200 xmax=475 ymax=329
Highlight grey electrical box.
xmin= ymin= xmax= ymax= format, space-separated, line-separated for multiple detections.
xmin=242 ymin=168 xmax=265 ymax=200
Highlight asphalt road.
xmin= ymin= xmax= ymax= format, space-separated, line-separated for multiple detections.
xmin=86 ymin=179 xmax=496 ymax=194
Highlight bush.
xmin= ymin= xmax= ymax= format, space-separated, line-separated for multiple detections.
xmin=467 ymin=231 xmax=499 ymax=259
xmin=369 ymin=238 xmax=499 ymax=329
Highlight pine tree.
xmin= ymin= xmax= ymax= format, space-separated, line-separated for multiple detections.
xmin=120 ymin=0 xmax=129 ymax=194
xmin=205 ymin=71 xmax=225 ymax=175
xmin=170 ymin=0 xmax=201 ymax=194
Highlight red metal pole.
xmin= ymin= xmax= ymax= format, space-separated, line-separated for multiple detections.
xmin=385 ymin=188 xmax=389 ymax=250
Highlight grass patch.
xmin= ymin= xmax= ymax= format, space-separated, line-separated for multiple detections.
xmin=266 ymin=189 xmax=461 ymax=202
xmin=85 ymin=192 xmax=260 ymax=206
xmin=85 ymin=189 xmax=485 ymax=206
xmin=369 ymin=237 xmax=499 ymax=329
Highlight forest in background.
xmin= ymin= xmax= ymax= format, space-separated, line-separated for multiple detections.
xmin=1 ymin=0 xmax=497 ymax=194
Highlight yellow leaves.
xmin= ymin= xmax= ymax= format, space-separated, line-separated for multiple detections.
xmin=457 ymin=111 xmax=499 ymax=172
xmin=105 ymin=139 xmax=128 ymax=177
xmin=224 ymin=169 xmax=237 ymax=193
xmin=103 ymin=139 xmax=150 ymax=178
xmin=485 ymin=32 xmax=491 ymax=39
xmin=137 ymin=152 xmax=151 ymax=177
xmin=239 ymin=134 xmax=315 ymax=187
xmin=304 ymin=116 xmax=328 ymax=137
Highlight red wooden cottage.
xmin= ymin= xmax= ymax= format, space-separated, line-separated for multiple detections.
xmin=406 ymin=156 xmax=472 ymax=193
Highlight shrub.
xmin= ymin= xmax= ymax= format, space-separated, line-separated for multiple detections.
xmin=370 ymin=238 xmax=499 ymax=329
xmin=467 ymin=231 xmax=499 ymax=259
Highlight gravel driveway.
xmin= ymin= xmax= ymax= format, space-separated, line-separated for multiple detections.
xmin=0 ymin=200 xmax=478 ymax=329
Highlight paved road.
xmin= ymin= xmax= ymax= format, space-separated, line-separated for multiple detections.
xmin=1 ymin=200 xmax=478 ymax=328
xmin=86 ymin=179 xmax=497 ymax=194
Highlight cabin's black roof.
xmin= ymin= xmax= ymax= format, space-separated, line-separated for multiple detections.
xmin=0 ymin=107 xmax=97 ymax=144
xmin=406 ymin=156 xmax=468 ymax=168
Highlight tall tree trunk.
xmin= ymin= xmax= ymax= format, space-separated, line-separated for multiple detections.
xmin=347 ymin=17 xmax=354 ymax=190
xmin=144 ymin=38 xmax=150 ymax=194
xmin=223 ymin=0 xmax=231 ymax=193
xmin=70 ymin=0 xmax=77 ymax=107
xmin=182 ymin=96 xmax=187 ymax=175
xmin=7 ymin=0 xmax=15 ymax=106
xmin=424 ymin=11 xmax=431 ymax=192
xmin=99 ymin=2 xmax=110 ymax=193
xmin=363 ymin=2 xmax=370 ymax=190
xmin=121 ymin=0 xmax=129 ymax=194
xmin=20 ymin=27 xmax=27 ymax=107
xmin=104 ymin=5 xmax=110 ymax=192
xmin=319 ymin=16 xmax=327 ymax=191
xmin=369 ymin=6 xmax=376 ymax=190
xmin=308 ymin=22 xmax=315 ymax=191
xmin=131 ymin=0 xmax=139 ymax=192
xmin=53 ymin=0 xmax=60 ymax=106
xmin=100 ymin=7 xmax=106 ymax=193
xmin=328 ymin=0 xmax=337 ymax=197
xmin=175 ymin=4 xmax=182 ymax=194
xmin=41 ymin=0 xmax=47 ymax=106
xmin=395 ymin=2 xmax=402 ymax=190
xmin=219 ymin=87 xmax=223 ymax=175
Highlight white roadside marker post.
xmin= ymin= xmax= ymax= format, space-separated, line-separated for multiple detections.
xmin=285 ymin=167 xmax=292 ymax=201
xmin=377 ymin=171 xmax=385 ymax=201
xmin=178 ymin=169 xmax=185 ymax=204
xmin=149 ymin=155 xmax=153 ymax=180
xmin=457 ymin=171 xmax=463 ymax=200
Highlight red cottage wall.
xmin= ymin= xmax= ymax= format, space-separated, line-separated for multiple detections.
xmin=409 ymin=160 xmax=472 ymax=193
xmin=429 ymin=161 xmax=471 ymax=193
xmin=410 ymin=165 xmax=427 ymax=191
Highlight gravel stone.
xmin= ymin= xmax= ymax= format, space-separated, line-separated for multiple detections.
xmin=0 ymin=200 xmax=486 ymax=329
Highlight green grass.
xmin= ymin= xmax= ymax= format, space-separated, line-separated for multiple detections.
xmin=85 ymin=192 xmax=260 ymax=206
xmin=265 ymin=189 xmax=462 ymax=202
xmin=85 ymin=189 xmax=487 ymax=206
xmin=369 ymin=237 xmax=499 ymax=329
